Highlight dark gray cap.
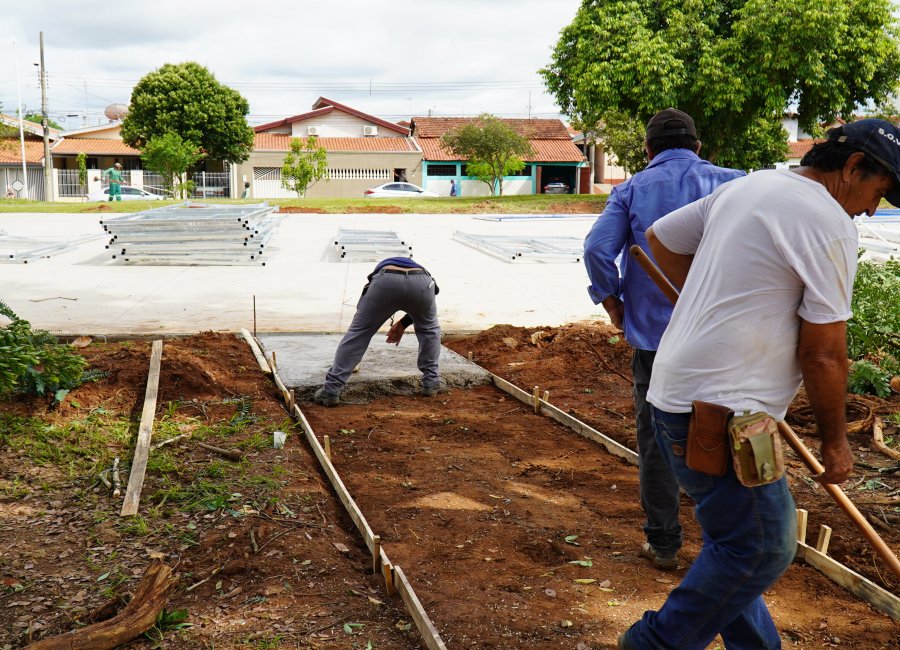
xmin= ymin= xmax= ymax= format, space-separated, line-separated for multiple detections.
xmin=646 ymin=108 xmax=698 ymax=141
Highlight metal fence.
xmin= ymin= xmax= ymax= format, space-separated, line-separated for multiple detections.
xmin=142 ymin=172 xmax=169 ymax=197
xmin=190 ymin=172 xmax=230 ymax=199
xmin=57 ymin=169 xmax=84 ymax=198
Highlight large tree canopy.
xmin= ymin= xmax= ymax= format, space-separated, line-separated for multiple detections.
xmin=121 ymin=62 xmax=254 ymax=164
xmin=540 ymin=0 xmax=900 ymax=169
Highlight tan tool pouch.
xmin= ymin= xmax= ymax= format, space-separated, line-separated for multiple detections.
xmin=686 ymin=401 xmax=733 ymax=477
xmin=728 ymin=412 xmax=784 ymax=487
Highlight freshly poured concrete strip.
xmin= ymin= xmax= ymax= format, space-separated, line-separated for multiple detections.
xmin=257 ymin=333 xmax=491 ymax=401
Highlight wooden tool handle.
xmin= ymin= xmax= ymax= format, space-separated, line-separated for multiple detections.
xmin=777 ymin=421 xmax=900 ymax=580
xmin=628 ymin=245 xmax=680 ymax=305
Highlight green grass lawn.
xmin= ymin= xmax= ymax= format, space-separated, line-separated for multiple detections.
xmin=0 ymin=193 xmax=606 ymax=214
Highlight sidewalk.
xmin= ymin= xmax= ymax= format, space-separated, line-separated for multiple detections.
xmin=1 ymin=211 xmax=607 ymax=335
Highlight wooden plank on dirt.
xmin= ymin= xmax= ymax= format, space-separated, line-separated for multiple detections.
xmin=394 ymin=565 xmax=448 ymax=650
xmin=291 ymin=402 xmax=377 ymax=552
xmin=240 ymin=328 xmax=272 ymax=375
xmin=795 ymin=541 xmax=900 ymax=621
xmin=120 ymin=340 xmax=163 ymax=517
xmin=490 ymin=374 xmax=639 ymax=465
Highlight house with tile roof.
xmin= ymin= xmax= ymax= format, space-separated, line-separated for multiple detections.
xmin=410 ymin=117 xmax=588 ymax=196
xmin=1 ymin=114 xmax=59 ymax=200
xmin=237 ymin=97 xmax=422 ymax=198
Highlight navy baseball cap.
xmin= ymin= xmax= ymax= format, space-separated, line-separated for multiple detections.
xmin=828 ymin=118 xmax=900 ymax=206
xmin=646 ymin=108 xmax=698 ymax=141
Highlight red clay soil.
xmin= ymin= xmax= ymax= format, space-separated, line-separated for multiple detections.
xmin=0 ymin=333 xmax=422 ymax=649
xmin=2 ymin=327 xmax=898 ymax=650
xmin=297 ymin=322 xmax=898 ymax=649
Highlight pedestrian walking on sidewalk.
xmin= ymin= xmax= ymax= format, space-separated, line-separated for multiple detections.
xmin=313 ymin=257 xmax=442 ymax=406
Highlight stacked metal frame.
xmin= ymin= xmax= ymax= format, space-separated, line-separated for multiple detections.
xmin=333 ymin=228 xmax=413 ymax=261
xmin=101 ymin=202 xmax=279 ymax=266
xmin=0 ymin=233 xmax=104 ymax=264
xmin=452 ymin=231 xmax=583 ymax=263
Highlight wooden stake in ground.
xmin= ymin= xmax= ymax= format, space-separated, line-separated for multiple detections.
xmin=23 ymin=561 xmax=174 ymax=650
xmin=120 ymin=340 xmax=163 ymax=517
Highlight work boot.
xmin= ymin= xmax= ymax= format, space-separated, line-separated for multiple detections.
xmin=421 ymin=381 xmax=442 ymax=397
xmin=313 ymin=388 xmax=340 ymax=407
xmin=639 ymin=542 xmax=678 ymax=570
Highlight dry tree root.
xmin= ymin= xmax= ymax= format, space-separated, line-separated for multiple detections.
xmin=24 ymin=561 xmax=175 ymax=650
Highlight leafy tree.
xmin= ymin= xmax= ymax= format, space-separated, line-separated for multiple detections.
xmin=594 ymin=111 xmax=647 ymax=175
xmin=140 ymin=132 xmax=204 ymax=199
xmin=23 ymin=112 xmax=62 ymax=130
xmin=541 ymin=0 xmax=900 ymax=169
xmin=122 ymin=62 xmax=255 ymax=164
xmin=281 ymin=136 xmax=329 ymax=197
xmin=441 ymin=114 xmax=534 ymax=195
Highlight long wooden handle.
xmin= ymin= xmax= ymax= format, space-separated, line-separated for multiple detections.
xmin=628 ymin=245 xmax=680 ymax=305
xmin=632 ymin=244 xmax=900 ymax=579
xmin=777 ymin=421 xmax=900 ymax=579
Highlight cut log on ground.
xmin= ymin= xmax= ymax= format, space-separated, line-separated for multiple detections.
xmin=24 ymin=561 xmax=174 ymax=650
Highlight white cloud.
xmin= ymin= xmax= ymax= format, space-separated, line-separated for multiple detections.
xmin=0 ymin=0 xmax=581 ymax=127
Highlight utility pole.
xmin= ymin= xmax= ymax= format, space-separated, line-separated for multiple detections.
xmin=12 ymin=40 xmax=29 ymax=199
xmin=39 ymin=31 xmax=53 ymax=201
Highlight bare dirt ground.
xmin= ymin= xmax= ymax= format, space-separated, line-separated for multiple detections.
xmin=1 ymin=326 xmax=898 ymax=649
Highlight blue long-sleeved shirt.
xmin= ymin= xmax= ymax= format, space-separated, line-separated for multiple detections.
xmin=584 ymin=149 xmax=744 ymax=351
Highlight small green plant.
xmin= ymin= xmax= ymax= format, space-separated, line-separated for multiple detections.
xmin=0 ymin=301 xmax=88 ymax=397
xmin=144 ymin=608 xmax=192 ymax=647
xmin=849 ymin=360 xmax=892 ymax=398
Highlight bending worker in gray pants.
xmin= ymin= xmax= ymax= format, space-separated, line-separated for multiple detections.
xmin=313 ymin=257 xmax=442 ymax=407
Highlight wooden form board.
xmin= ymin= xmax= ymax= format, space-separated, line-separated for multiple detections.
xmin=240 ymin=329 xmax=272 ymax=375
xmin=394 ymin=566 xmax=448 ymax=650
xmin=490 ymin=374 xmax=639 ymax=465
xmin=795 ymin=541 xmax=900 ymax=621
xmin=120 ymin=340 xmax=163 ymax=517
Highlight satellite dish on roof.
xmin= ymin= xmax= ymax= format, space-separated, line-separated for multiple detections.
xmin=104 ymin=103 xmax=129 ymax=121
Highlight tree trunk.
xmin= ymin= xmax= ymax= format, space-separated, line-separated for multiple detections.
xmin=25 ymin=561 xmax=175 ymax=650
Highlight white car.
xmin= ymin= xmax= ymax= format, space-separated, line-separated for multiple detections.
xmin=87 ymin=186 xmax=167 ymax=202
xmin=364 ymin=182 xmax=438 ymax=198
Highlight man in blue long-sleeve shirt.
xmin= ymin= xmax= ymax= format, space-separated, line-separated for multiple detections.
xmin=584 ymin=109 xmax=744 ymax=569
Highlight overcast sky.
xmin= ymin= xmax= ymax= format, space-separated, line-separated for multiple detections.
xmin=0 ymin=0 xmax=583 ymax=131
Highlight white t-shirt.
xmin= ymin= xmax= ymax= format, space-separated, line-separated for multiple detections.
xmin=647 ymin=170 xmax=858 ymax=419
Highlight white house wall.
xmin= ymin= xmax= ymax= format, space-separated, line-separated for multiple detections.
xmin=290 ymin=112 xmax=394 ymax=138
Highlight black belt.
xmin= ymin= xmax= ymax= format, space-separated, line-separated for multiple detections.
xmin=383 ymin=268 xmax=427 ymax=275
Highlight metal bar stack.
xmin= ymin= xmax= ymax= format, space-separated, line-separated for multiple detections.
xmin=333 ymin=228 xmax=412 ymax=261
xmin=452 ymin=231 xmax=583 ymax=263
xmin=0 ymin=233 xmax=103 ymax=264
xmin=101 ymin=202 xmax=279 ymax=266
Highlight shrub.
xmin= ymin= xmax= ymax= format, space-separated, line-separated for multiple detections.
xmin=846 ymin=258 xmax=899 ymax=397
xmin=0 ymin=301 xmax=87 ymax=398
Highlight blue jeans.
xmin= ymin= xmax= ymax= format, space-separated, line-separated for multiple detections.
xmin=623 ymin=407 xmax=796 ymax=650
xmin=632 ymin=350 xmax=681 ymax=556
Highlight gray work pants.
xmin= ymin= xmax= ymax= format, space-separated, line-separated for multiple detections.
xmin=632 ymin=348 xmax=682 ymax=556
xmin=323 ymin=270 xmax=441 ymax=394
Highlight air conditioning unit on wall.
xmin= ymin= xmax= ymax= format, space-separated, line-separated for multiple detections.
xmin=363 ymin=125 xmax=378 ymax=136
xmin=306 ymin=126 xmax=319 ymax=136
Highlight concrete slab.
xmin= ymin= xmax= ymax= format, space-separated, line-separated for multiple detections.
xmin=0 ymin=211 xmax=608 ymax=335
xmin=258 ymin=333 xmax=491 ymax=402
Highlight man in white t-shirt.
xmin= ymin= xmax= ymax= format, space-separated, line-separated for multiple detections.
xmin=618 ymin=118 xmax=900 ymax=650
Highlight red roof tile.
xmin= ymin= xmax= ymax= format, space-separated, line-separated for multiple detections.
xmin=788 ymin=139 xmax=821 ymax=159
xmin=417 ymin=137 xmax=585 ymax=163
xmin=412 ymin=117 xmax=572 ymax=139
xmin=253 ymin=133 xmax=418 ymax=152
xmin=52 ymin=138 xmax=140 ymax=155
xmin=0 ymin=137 xmax=45 ymax=164
xmin=255 ymin=98 xmax=410 ymax=135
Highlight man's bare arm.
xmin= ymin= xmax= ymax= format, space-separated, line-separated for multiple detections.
xmin=798 ymin=319 xmax=853 ymax=484
xmin=646 ymin=227 xmax=694 ymax=290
